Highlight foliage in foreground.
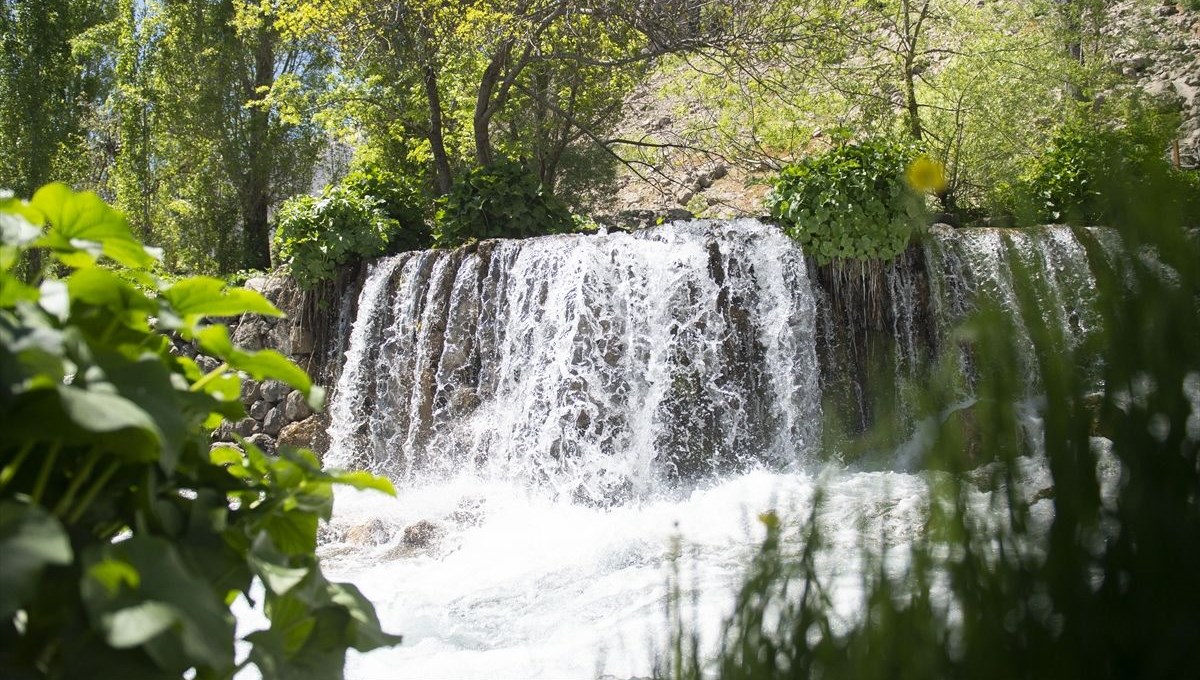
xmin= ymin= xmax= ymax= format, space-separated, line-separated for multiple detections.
xmin=0 ymin=184 xmax=401 ymax=678
xmin=665 ymin=137 xmax=1200 ymax=677
xmin=765 ymin=139 xmax=924 ymax=264
xmin=434 ymin=158 xmax=575 ymax=248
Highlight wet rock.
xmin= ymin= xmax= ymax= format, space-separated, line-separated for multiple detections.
xmin=246 ymin=433 xmax=276 ymax=456
xmin=663 ymin=208 xmax=694 ymax=222
xmin=260 ymin=379 xmax=291 ymax=403
xmin=278 ymin=416 xmax=324 ymax=449
xmin=402 ymin=520 xmax=442 ymax=548
xmin=283 ymin=389 xmax=313 ymax=422
xmin=262 ymin=407 xmax=286 ymax=436
xmin=345 ymin=518 xmax=391 ymax=546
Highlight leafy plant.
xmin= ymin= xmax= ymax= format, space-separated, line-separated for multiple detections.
xmin=433 ymin=158 xmax=575 ymax=248
xmin=341 ymin=165 xmax=432 ymax=252
xmin=273 ymin=170 xmax=429 ymax=289
xmin=0 ymin=184 xmax=401 ymax=679
xmin=1007 ymin=100 xmax=1198 ymax=226
xmin=765 ymin=139 xmax=924 ymax=264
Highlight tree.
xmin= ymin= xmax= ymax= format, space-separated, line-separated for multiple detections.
xmin=279 ymin=0 xmax=769 ymax=207
xmin=109 ymin=0 xmax=330 ymax=272
xmin=0 ymin=0 xmax=117 ymax=197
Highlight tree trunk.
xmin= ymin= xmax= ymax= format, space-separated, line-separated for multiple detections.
xmin=424 ymin=64 xmax=453 ymax=195
xmin=473 ymin=42 xmax=512 ymax=167
xmin=241 ymin=24 xmax=275 ymax=270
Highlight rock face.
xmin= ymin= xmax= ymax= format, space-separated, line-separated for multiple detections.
xmin=1106 ymin=0 xmax=1200 ymax=168
xmin=181 ymin=271 xmax=363 ymax=462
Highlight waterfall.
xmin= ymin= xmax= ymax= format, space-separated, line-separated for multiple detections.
xmin=313 ymin=220 xmax=1111 ymax=679
xmin=327 ymin=219 xmax=821 ymax=503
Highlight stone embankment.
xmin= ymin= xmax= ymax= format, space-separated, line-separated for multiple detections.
xmin=169 ymin=273 xmax=360 ymax=460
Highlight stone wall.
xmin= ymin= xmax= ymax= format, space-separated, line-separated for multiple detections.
xmin=182 ymin=269 xmax=366 ymax=460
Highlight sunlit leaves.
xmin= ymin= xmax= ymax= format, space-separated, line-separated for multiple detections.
xmin=1 ymin=184 xmax=399 ymax=678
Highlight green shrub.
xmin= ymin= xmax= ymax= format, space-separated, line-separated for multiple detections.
xmin=0 ymin=184 xmax=400 ymax=678
xmin=1009 ymin=101 xmax=1198 ymax=227
xmin=274 ymin=179 xmax=415 ymax=289
xmin=342 ymin=165 xmax=432 ymax=252
xmin=765 ymin=138 xmax=924 ymax=264
xmin=433 ymin=158 xmax=574 ymax=248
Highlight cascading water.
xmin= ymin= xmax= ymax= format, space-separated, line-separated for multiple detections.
xmin=326 ymin=220 xmax=821 ymax=503
xmin=314 ymin=220 xmax=1110 ymax=679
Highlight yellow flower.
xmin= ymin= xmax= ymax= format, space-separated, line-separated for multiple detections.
xmin=906 ymin=155 xmax=947 ymax=194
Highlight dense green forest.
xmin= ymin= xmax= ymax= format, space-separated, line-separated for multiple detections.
xmin=3 ymin=0 xmax=1195 ymax=280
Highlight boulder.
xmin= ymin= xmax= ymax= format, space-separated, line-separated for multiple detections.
xmin=240 ymin=378 xmax=261 ymax=405
xmin=402 ymin=520 xmax=442 ymax=548
xmin=196 ymin=355 xmax=221 ymax=374
xmin=283 ymin=389 xmax=313 ymax=422
xmin=278 ymin=416 xmax=324 ymax=449
xmin=231 ymin=315 xmax=267 ymax=350
xmin=246 ymin=433 xmax=276 ymax=456
xmin=249 ymin=399 xmax=271 ymax=421
xmin=234 ymin=417 xmax=257 ymax=437
xmin=260 ymin=379 xmax=291 ymax=403
xmin=262 ymin=407 xmax=286 ymax=436
xmin=210 ymin=420 xmax=235 ymax=443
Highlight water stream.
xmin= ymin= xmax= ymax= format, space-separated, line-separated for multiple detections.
xmin=314 ymin=220 xmax=1106 ymax=678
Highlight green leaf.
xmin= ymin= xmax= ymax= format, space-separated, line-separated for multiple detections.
xmin=87 ymin=558 xmax=141 ymax=596
xmin=328 ymin=470 xmax=397 ymax=496
xmin=163 ymin=277 xmax=282 ymax=321
xmin=103 ymin=601 xmax=180 ymax=648
xmin=31 ymin=183 xmax=156 ymax=270
xmin=0 ymin=501 xmax=73 ymax=619
xmin=82 ymin=536 xmax=235 ymax=670
xmin=196 ymin=326 xmax=313 ymax=398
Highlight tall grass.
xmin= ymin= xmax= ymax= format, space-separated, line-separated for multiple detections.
xmin=658 ymin=148 xmax=1200 ymax=677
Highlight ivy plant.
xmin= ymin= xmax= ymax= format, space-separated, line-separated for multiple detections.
xmin=766 ymin=138 xmax=924 ymax=264
xmin=0 ymin=184 xmax=401 ymax=678
xmin=433 ymin=158 xmax=574 ymax=248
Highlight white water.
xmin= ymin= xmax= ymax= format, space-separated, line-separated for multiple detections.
xmin=313 ymin=221 xmax=1108 ymax=679
xmin=321 ymin=470 xmax=937 ymax=679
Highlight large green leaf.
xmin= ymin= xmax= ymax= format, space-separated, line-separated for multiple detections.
xmin=0 ymin=387 xmax=161 ymax=461
xmin=196 ymin=325 xmax=316 ymax=403
xmin=31 ymin=184 xmax=156 ymax=270
xmin=68 ymin=267 xmax=157 ymax=323
xmin=0 ymin=501 xmax=73 ymax=619
xmin=162 ymin=277 xmax=282 ymax=322
xmin=82 ymin=536 xmax=235 ymax=672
